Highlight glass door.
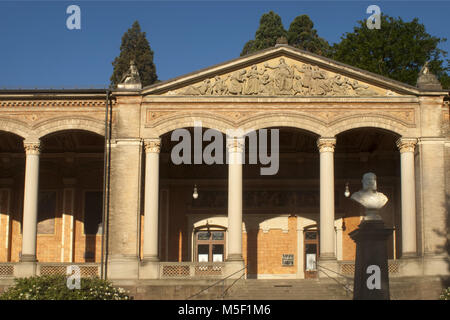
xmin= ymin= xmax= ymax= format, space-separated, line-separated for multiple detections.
xmin=304 ymin=230 xmax=319 ymax=278
xmin=195 ymin=230 xmax=225 ymax=262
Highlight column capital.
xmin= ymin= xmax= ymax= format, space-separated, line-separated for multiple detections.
xmin=23 ymin=141 xmax=41 ymax=155
xmin=226 ymin=137 xmax=245 ymax=153
xmin=396 ymin=138 xmax=417 ymax=153
xmin=144 ymin=138 xmax=161 ymax=153
xmin=317 ymin=137 xmax=336 ymax=153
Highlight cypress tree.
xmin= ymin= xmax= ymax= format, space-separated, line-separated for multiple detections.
xmin=241 ymin=11 xmax=287 ymax=56
xmin=287 ymin=15 xmax=330 ymax=56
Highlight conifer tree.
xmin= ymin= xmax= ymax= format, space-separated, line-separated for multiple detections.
xmin=287 ymin=15 xmax=330 ymax=56
xmin=241 ymin=11 xmax=287 ymax=56
xmin=110 ymin=21 xmax=157 ymax=87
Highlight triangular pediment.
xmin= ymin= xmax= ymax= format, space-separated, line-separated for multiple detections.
xmin=141 ymin=45 xmax=439 ymax=97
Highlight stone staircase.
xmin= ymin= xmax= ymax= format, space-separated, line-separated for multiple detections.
xmin=222 ymin=278 xmax=352 ymax=300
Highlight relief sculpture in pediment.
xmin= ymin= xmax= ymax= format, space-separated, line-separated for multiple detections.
xmin=171 ymin=58 xmax=383 ymax=96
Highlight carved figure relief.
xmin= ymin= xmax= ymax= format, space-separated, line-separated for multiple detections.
xmin=173 ymin=58 xmax=387 ymax=97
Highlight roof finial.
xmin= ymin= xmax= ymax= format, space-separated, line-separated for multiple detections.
xmin=416 ymin=61 xmax=442 ymax=90
xmin=275 ymin=36 xmax=288 ymax=47
xmin=118 ymin=59 xmax=142 ymax=90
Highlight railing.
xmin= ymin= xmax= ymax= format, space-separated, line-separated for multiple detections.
xmin=186 ymin=265 xmax=247 ymax=300
xmin=0 ymin=262 xmax=100 ymax=279
xmin=160 ymin=262 xmax=226 ymax=279
xmin=37 ymin=263 xmax=100 ymax=278
xmin=0 ymin=263 xmax=14 ymax=279
xmin=339 ymin=260 xmax=400 ymax=276
xmin=316 ymin=263 xmax=354 ymax=295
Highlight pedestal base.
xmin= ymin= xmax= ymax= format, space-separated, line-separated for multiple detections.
xmin=139 ymin=260 xmax=160 ymax=279
xmin=349 ymin=220 xmax=392 ymax=300
xmin=225 ymin=259 xmax=246 ymax=279
xmin=107 ymin=255 xmax=139 ymax=280
xmin=14 ymin=262 xmax=36 ymax=277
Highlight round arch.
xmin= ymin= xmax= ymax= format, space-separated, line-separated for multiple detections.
xmin=326 ymin=115 xmax=412 ymax=137
xmin=150 ymin=114 xmax=232 ymax=137
xmin=0 ymin=118 xmax=31 ymax=139
xmin=33 ymin=117 xmax=105 ymax=139
xmin=239 ymin=113 xmax=326 ymax=136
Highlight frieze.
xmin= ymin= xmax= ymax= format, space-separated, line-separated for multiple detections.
xmin=0 ymin=100 xmax=107 ymax=108
xmin=145 ymin=108 xmax=416 ymax=127
xmin=0 ymin=110 xmax=108 ymax=124
xmin=191 ymin=190 xmax=340 ymax=209
xmin=165 ymin=58 xmax=393 ymax=97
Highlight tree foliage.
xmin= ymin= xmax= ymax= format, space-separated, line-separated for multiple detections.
xmin=287 ymin=15 xmax=330 ymax=56
xmin=110 ymin=21 xmax=158 ymax=87
xmin=241 ymin=11 xmax=287 ymax=56
xmin=331 ymin=14 xmax=449 ymax=88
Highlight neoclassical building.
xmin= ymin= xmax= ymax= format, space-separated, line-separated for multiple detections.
xmin=0 ymin=45 xmax=448 ymax=284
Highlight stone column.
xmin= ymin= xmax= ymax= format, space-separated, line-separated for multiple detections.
xmin=107 ymin=139 xmax=143 ymax=279
xmin=227 ymin=137 xmax=244 ymax=262
xmin=396 ymin=138 xmax=418 ymax=257
xmin=21 ymin=141 xmax=41 ymax=263
xmin=143 ymin=138 xmax=161 ymax=262
xmin=317 ymin=137 xmax=336 ymax=260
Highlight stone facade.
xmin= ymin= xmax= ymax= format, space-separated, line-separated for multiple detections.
xmin=0 ymin=46 xmax=448 ymax=284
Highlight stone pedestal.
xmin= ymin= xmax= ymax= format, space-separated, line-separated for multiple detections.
xmin=14 ymin=262 xmax=36 ymax=277
xmin=139 ymin=260 xmax=160 ymax=279
xmin=349 ymin=220 xmax=392 ymax=300
xmin=225 ymin=260 xmax=246 ymax=279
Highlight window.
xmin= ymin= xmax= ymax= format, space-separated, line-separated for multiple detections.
xmin=195 ymin=230 xmax=226 ymax=262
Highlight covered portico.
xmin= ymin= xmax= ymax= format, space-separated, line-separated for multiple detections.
xmin=0 ymin=45 xmax=448 ymax=282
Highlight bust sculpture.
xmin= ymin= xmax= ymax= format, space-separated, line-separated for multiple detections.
xmin=350 ymin=172 xmax=388 ymax=221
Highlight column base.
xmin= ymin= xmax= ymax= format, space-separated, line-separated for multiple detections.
xmin=401 ymin=252 xmax=418 ymax=259
xmin=142 ymin=255 xmax=160 ymax=262
xmin=226 ymin=254 xmax=244 ymax=262
xmin=20 ymin=254 xmax=37 ymax=263
xmin=319 ymin=253 xmax=336 ymax=261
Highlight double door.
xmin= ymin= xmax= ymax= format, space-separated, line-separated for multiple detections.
xmin=195 ymin=230 xmax=225 ymax=262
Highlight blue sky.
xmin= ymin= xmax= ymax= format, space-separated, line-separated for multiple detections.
xmin=0 ymin=1 xmax=449 ymax=88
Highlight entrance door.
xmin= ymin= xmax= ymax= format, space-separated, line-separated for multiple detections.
xmin=195 ymin=230 xmax=225 ymax=262
xmin=304 ymin=230 xmax=319 ymax=278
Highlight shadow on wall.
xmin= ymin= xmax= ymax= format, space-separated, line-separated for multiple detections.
xmin=437 ymin=194 xmax=450 ymax=289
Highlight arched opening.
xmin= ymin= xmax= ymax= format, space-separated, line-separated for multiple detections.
xmin=335 ymin=127 xmax=401 ymax=261
xmin=242 ymin=127 xmax=320 ymax=278
xmin=142 ymin=127 xmax=228 ymax=263
xmin=0 ymin=131 xmax=25 ymax=262
xmin=37 ymin=130 xmax=105 ymax=263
